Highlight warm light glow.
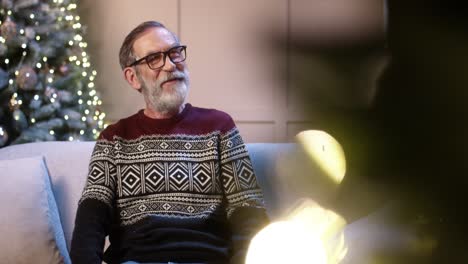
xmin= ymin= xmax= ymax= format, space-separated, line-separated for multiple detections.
xmin=246 ymin=199 xmax=347 ymax=264
xmin=296 ymin=130 xmax=346 ymax=184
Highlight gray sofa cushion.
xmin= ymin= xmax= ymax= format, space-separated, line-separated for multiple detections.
xmin=0 ymin=156 xmax=71 ymax=263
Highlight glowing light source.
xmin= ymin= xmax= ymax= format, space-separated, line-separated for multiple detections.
xmin=246 ymin=199 xmax=347 ymax=264
xmin=296 ymin=130 xmax=346 ymax=184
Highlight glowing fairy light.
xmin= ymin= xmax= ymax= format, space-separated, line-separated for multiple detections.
xmin=77 ymin=90 xmax=82 ymax=96
xmin=64 ymin=115 xmax=69 ymax=120
xmin=34 ymin=95 xmax=39 ymax=100
xmin=4 ymin=58 xmax=9 ymax=64
xmin=84 ymin=109 xmax=90 ymax=115
xmin=80 ymin=130 xmax=84 ymax=135
xmin=81 ymin=116 xmax=86 ymax=122
xmin=49 ymin=130 xmax=55 ymax=135
xmin=21 ymin=43 xmax=27 ymax=49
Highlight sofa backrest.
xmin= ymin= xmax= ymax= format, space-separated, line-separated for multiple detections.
xmin=0 ymin=141 xmax=298 ymax=250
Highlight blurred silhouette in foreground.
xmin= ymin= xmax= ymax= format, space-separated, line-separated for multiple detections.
xmin=282 ymin=0 xmax=468 ymax=263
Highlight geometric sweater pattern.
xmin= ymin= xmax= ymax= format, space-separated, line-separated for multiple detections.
xmin=71 ymin=104 xmax=268 ymax=264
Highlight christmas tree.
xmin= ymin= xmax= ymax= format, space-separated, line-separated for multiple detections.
xmin=0 ymin=0 xmax=106 ymax=147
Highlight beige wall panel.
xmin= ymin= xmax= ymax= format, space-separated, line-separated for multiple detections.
xmin=180 ymin=0 xmax=287 ymax=122
xmin=236 ymin=122 xmax=276 ymax=143
xmin=79 ymin=0 xmax=179 ymax=121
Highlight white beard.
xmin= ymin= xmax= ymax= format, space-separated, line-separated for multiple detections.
xmin=139 ymin=70 xmax=189 ymax=115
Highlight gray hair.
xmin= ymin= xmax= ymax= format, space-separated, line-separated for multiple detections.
xmin=118 ymin=21 xmax=179 ymax=70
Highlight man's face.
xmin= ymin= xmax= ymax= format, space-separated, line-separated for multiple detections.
xmin=132 ymin=27 xmax=190 ymax=114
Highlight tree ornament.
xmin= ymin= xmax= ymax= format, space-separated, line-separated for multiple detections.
xmin=44 ymin=86 xmax=57 ymax=98
xmin=0 ymin=125 xmax=8 ymax=147
xmin=59 ymin=63 xmax=70 ymax=76
xmin=0 ymin=17 xmax=17 ymax=39
xmin=16 ymin=66 xmax=38 ymax=90
xmin=25 ymin=27 xmax=35 ymax=40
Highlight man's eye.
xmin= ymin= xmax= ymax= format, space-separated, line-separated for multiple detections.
xmin=147 ymin=53 xmax=163 ymax=63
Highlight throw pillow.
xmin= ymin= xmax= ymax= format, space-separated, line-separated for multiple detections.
xmin=0 ymin=156 xmax=71 ymax=264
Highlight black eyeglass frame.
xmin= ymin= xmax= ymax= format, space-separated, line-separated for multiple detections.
xmin=127 ymin=45 xmax=187 ymax=69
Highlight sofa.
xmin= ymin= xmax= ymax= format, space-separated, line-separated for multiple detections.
xmin=0 ymin=140 xmax=398 ymax=264
xmin=0 ymin=141 xmax=309 ymax=263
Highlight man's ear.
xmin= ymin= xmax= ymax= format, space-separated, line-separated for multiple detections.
xmin=123 ymin=67 xmax=142 ymax=92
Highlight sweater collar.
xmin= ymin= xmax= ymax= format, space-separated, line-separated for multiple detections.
xmin=137 ymin=103 xmax=192 ymax=128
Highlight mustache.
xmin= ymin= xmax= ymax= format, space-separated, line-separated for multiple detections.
xmin=161 ymin=71 xmax=186 ymax=83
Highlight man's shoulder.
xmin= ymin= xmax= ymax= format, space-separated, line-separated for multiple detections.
xmin=98 ymin=110 xmax=141 ymax=141
xmin=188 ymin=105 xmax=235 ymax=132
xmin=189 ymin=105 xmax=233 ymax=122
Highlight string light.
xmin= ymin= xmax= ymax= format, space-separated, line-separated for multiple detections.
xmin=31 ymin=118 xmax=36 ymax=123
xmin=84 ymin=109 xmax=90 ymax=115
xmin=88 ymin=82 xmax=95 ymax=88
xmin=77 ymin=90 xmax=82 ymax=96
xmin=49 ymin=130 xmax=55 ymax=135
xmin=81 ymin=116 xmax=86 ymax=122
xmin=36 ymin=35 xmax=41 ymax=41
xmin=29 ymin=14 xmax=35 ymax=19
xmin=15 ymin=71 xmax=19 ymax=76
xmin=64 ymin=115 xmax=69 ymax=120
xmin=82 ymin=72 xmax=87 ymax=77
xmin=9 ymin=79 xmax=13 ymax=85
xmin=36 ymin=62 xmax=42 ymax=68
xmin=68 ymin=136 xmax=74 ymax=141
xmin=78 ymin=99 xmax=83 ymax=104
xmin=49 ymin=69 xmax=54 ymax=74
xmin=80 ymin=130 xmax=84 ymax=135
xmin=19 ymin=29 xmax=25 ymax=34
xmin=68 ymin=40 xmax=74 ymax=46
xmin=33 ymin=95 xmax=39 ymax=100
xmin=4 ymin=58 xmax=9 ymax=64
xmin=21 ymin=43 xmax=27 ymax=49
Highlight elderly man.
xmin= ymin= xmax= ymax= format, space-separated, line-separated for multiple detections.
xmin=70 ymin=21 xmax=269 ymax=264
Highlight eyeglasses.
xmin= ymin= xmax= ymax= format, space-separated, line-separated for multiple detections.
xmin=127 ymin=45 xmax=187 ymax=70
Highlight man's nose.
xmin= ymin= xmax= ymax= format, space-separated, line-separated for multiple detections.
xmin=161 ymin=55 xmax=176 ymax=71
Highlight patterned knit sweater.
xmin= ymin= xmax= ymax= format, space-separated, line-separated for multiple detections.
xmin=70 ymin=104 xmax=269 ymax=264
